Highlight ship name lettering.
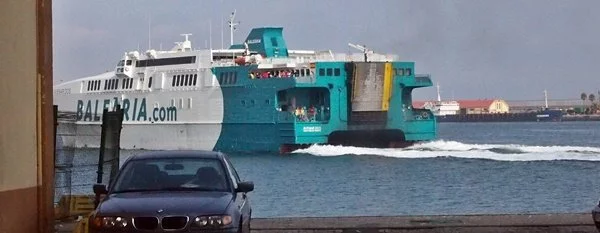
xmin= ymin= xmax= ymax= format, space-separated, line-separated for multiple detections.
xmin=76 ymin=97 xmax=177 ymax=122
xmin=302 ymin=126 xmax=322 ymax=133
xmin=247 ymin=39 xmax=261 ymax=44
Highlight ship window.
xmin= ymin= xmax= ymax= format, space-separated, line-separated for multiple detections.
xmin=171 ymin=75 xmax=176 ymax=86
xmin=326 ymin=68 xmax=333 ymax=76
xmin=177 ymin=75 xmax=182 ymax=86
xmin=126 ymin=60 xmax=132 ymax=66
xmin=241 ymin=100 xmax=246 ymax=106
xmin=87 ymin=81 xmax=91 ymax=91
xmin=318 ymin=68 xmax=325 ymax=76
xmin=184 ymin=75 xmax=189 ymax=86
xmin=117 ymin=60 xmax=124 ymax=66
xmin=121 ymin=79 xmax=126 ymax=89
xmin=398 ymin=68 xmax=404 ymax=76
xmin=232 ymin=72 xmax=237 ymax=84
xmin=193 ymin=74 xmax=198 ymax=86
xmin=406 ymin=68 xmax=412 ymax=76
xmin=270 ymin=37 xmax=278 ymax=47
xmin=334 ymin=68 xmax=340 ymax=76
xmin=103 ymin=80 xmax=107 ymax=90
xmin=114 ymin=79 xmax=119 ymax=90
xmin=135 ymin=56 xmax=196 ymax=67
xmin=148 ymin=77 xmax=153 ymax=88
xmin=300 ymin=69 xmax=305 ymax=76
xmin=306 ymin=69 xmax=311 ymax=76
xmin=96 ymin=80 xmax=100 ymax=90
xmin=129 ymin=78 xmax=133 ymax=88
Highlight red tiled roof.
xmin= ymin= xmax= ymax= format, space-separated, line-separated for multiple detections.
xmin=412 ymin=101 xmax=427 ymax=108
xmin=456 ymin=100 xmax=494 ymax=108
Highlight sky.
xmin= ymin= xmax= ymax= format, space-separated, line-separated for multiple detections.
xmin=52 ymin=0 xmax=600 ymax=101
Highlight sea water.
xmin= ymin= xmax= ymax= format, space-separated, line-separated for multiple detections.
xmin=58 ymin=121 xmax=600 ymax=218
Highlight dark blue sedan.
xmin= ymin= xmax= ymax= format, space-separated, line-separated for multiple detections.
xmin=89 ymin=150 xmax=254 ymax=233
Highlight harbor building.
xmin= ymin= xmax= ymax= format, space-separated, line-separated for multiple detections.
xmin=457 ymin=99 xmax=510 ymax=114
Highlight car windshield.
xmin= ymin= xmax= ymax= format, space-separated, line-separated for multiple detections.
xmin=111 ymin=157 xmax=230 ymax=193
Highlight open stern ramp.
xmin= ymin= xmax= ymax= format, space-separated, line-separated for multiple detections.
xmin=327 ymin=61 xmax=436 ymax=148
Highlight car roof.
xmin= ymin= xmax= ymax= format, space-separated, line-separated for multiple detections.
xmin=127 ymin=150 xmax=226 ymax=161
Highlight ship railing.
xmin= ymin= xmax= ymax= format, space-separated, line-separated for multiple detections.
xmin=402 ymin=74 xmax=433 ymax=87
xmin=277 ymin=108 xmax=330 ymax=123
xmin=294 ymin=76 xmax=316 ymax=84
xmin=414 ymin=75 xmax=432 ymax=84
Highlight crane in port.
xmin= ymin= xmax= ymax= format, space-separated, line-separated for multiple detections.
xmin=348 ymin=43 xmax=374 ymax=62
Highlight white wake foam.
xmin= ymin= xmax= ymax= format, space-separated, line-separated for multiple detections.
xmin=291 ymin=140 xmax=600 ymax=161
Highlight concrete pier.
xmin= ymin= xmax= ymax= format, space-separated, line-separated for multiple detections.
xmin=56 ymin=213 xmax=598 ymax=233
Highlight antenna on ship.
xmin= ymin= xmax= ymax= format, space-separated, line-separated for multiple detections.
xmin=544 ymin=89 xmax=549 ymax=109
xmin=228 ymin=9 xmax=240 ymax=47
xmin=209 ymin=19 xmax=213 ymax=50
xmin=148 ymin=13 xmax=152 ymax=50
xmin=221 ymin=18 xmax=224 ymax=49
xmin=436 ymin=83 xmax=442 ymax=102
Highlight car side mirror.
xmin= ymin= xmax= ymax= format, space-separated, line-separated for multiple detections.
xmin=93 ymin=184 xmax=108 ymax=195
xmin=236 ymin=181 xmax=254 ymax=193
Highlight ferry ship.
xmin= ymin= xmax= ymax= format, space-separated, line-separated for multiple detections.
xmin=53 ymin=26 xmax=437 ymax=153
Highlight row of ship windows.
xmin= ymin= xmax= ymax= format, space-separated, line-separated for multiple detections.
xmin=315 ymin=67 xmax=413 ymax=77
xmin=85 ymin=68 xmax=413 ymax=92
xmin=121 ymin=78 xmax=134 ymax=89
xmin=172 ymin=74 xmax=198 ymax=87
xmin=394 ymin=68 xmax=412 ymax=76
xmin=219 ymin=72 xmax=237 ymax=85
xmin=87 ymin=77 xmax=153 ymax=92
xmin=318 ymin=68 xmax=341 ymax=77
xmin=87 ymin=80 xmax=102 ymax=91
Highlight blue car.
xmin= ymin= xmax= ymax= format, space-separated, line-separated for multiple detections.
xmin=89 ymin=150 xmax=253 ymax=233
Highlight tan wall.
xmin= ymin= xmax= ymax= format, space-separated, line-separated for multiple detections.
xmin=0 ymin=0 xmax=53 ymax=232
xmin=0 ymin=0 xmax=38 ymax=193
xmin=489 ymin=100 xmax=510 ymax=113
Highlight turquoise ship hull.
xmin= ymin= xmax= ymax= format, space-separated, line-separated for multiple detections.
xmin=53 ymin=27 xmax=437 ymax=153
xmin=213 ymin=28 xmax=436 ymax=153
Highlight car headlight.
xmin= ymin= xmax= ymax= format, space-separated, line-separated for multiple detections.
xmin=90 ymin=216 xmax=129 ymax=229
xmin=193 ymin=215 xmax=232 ymax=227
